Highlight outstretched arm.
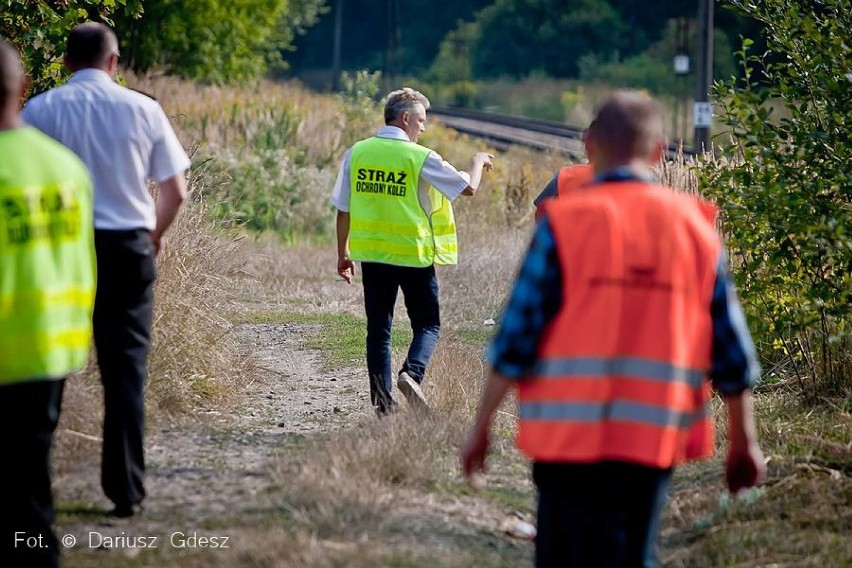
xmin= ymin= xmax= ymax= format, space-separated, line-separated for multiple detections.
xmin=461 ymin=152 xmax=495 ymax=196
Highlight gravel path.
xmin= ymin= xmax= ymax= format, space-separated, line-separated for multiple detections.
xmin=54 ymin=323 xmax=371 ymax=555
xmin=52 ymin=320 xmax=533 ymax=567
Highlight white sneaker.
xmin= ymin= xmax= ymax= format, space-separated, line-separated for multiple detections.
xmin=397 ymin=372 xmax=429 ymax=413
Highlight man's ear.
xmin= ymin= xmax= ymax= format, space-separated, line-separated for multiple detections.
xmin=108 ymin=52 xmax=119 ymax=75
xmin=19 ymin=75 xmax=29 ymax=103
xmin=400 ymin=110 xmax=410 ymax=127
xmin=584 ymin=130 xmax=597 ymax=164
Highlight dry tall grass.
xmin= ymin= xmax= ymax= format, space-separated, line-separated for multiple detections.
xmin=52 ymin=72 xmax=849 ymax=566
xmin=54 ymin=141 xmax=255 ymax=487
xmin=241 ymin=121 xmax=849 ymax=565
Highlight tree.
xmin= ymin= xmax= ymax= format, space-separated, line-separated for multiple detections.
xmin=471 ymin=0 xmax=628 ymax=78
xmin=113 ymin=0 xmax=326 ymax=83
xmin=701 ymin=0 xmax=851 ymax=393
xmin=285 ymin=0 xmax=491 ymax=79
xmin=578 ymin=19 xmax=737 ymax=97
xmin=0 ymin=0 xmax=142 ymax=94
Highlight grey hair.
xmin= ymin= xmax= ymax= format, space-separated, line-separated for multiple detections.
xmin=384 ymin=87 xmax=430 ymax=124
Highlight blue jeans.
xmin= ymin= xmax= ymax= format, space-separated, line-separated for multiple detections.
xmin=361 ymin=262 xmax=440 ymax=412
xmin=532 ymin=460 xmax=672 ymax=568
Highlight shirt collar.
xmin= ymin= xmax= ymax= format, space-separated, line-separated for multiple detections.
xmin=68 ymin=68 xmax=115 ymax=84
xmin=593 ymin=166 xmax=657 ymax=184
xmin=375 ymin=125 xmax=411 ymax=141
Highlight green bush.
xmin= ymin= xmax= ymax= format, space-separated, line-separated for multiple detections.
xmin=700 ymin=0 xmax=851 ymax=394
xmin=0 ymin=0 xmax=142 ymax=94
xmin=200 ymin=148 xmax=334 ymax=241
xmin=113 ymin=0 xmax=326 ymax=84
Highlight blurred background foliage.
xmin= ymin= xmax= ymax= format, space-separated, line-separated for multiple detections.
xmin=1 ymin=0 xmax=142 ymax=93
xmin=4 ymin=0 xmax=763 ymax=98
xmin=3 ymin=0 xmax=848 ymax=396
xmin=4 ymin=4 xmax=847 ymax=563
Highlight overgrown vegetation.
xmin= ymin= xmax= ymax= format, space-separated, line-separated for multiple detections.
xmin=0 ymin=0 xmax=142 ymax=93
xmin=13 ymin=1 xmax=849 ymax=565
xmin=112 ymin=0 xmax=326 ymax=83
xmin=45 ymin=65 xmax=851 ymax=568
xmin=1 ymin=0 xmax=325 ymax=87
xmin=702 ymin=0 xmax=851 ymax=394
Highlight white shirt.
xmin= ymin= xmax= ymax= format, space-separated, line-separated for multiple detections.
xmin=22 ymin=69 xmax=191 ymax=231
xmin=330 ymin=125 xmax=471 ymax=212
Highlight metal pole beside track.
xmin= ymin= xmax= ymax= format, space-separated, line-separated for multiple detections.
xmin=694 ymin=0 xmax=714 ymax=153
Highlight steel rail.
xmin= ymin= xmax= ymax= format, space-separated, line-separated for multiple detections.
xmin=430 ymin=106 xmax=695 ymax=158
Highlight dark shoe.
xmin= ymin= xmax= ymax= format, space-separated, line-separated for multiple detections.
xmin=397 ymin=372 xmax=429 ymax=413
xmin=110 ymin=503 xmax=144 ymax=518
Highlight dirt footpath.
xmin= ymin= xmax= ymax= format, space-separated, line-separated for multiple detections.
xmin=54 ymin=321 xmax=533 ymax=567
xmin=52 ymin=324 xmax=356 ymax=558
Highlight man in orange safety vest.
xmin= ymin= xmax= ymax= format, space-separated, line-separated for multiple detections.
xmin=532 ymin=162 xmax=594 ymax=220
xmin=462 ymin=91 xmax=765 ymax=568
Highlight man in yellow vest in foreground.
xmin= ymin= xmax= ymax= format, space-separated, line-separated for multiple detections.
xmin=332 ymin=87 xmax=493 ymax=415
xmin=462 ymin=91 xmax=765 ymax=567
xmin=0 ymin=40 xmax=96 ymax=568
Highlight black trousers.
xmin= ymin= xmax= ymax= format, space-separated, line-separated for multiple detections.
xmin=93 ymin=229 xmax=156 ymax=509
xmin=0 ymin=379 xmax=65 ymax=568
xmin=533 ymin=460 xmax=673 ymax=568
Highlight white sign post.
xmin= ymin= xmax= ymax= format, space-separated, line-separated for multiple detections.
xmin=693 ymin=102 xmax=713 ymax=128
xmin=673 ymin=54 xmax=690 ymax=76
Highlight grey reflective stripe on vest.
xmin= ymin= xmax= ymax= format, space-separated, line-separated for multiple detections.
xmin=532 ymin=357 xmax=705 ymax=389
xmin=519 ymin=400 xmax=705 ymax=428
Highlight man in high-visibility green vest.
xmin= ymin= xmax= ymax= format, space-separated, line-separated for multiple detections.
xmin=332 ymin=87 xmax=494 ymax=416
xmin=0 ymin=40 xmax=96 ymax=568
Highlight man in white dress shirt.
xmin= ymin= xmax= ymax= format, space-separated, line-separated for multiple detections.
xmin=22 ymin=22 xmax=190 ymax=517
xmin=332 ymin=87 xmax=493 ymax=416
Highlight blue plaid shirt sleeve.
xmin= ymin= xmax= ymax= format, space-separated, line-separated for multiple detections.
xmin=486 ymin=218 xmax=563 ymax=379
xmin=709 ymin=251 xmax=761 ymax=393
xmin=532 ymin=172 xmax=559 ymax=207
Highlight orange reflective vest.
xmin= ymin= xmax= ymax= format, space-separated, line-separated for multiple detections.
xmin=534 ymin=164 xmax=594 ymax=220
xmin=519 ymin=181 xmax=721 ymax=468
xmin=557 ymin=163 xmax=595 ymax=197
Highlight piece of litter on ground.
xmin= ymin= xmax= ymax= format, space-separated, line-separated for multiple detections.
xmin=500 ymin=517 xmax=536 ymax=541
xmin=484 ymin=318 xmax=496 ymax=326
xmin=693 ymin=487 xmax=767 ymax=530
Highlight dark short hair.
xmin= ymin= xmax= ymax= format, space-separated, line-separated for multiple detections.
xmin=0 ymin=39 xmax=23 ymax=108
xmin=66 ymin=22 xmax=117 ymax=68
xmin=588 ymin=91 xmax=664 ymax=160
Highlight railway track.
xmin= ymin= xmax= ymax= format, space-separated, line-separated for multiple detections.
xmin=431 ymin=106 xmax=694 ymax=159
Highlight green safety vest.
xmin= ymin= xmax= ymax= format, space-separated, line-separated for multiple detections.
xmin=0 ymin=127 xmax=96 ymax=385
xmin=349 ymin=137 xmax=459 ymax=267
